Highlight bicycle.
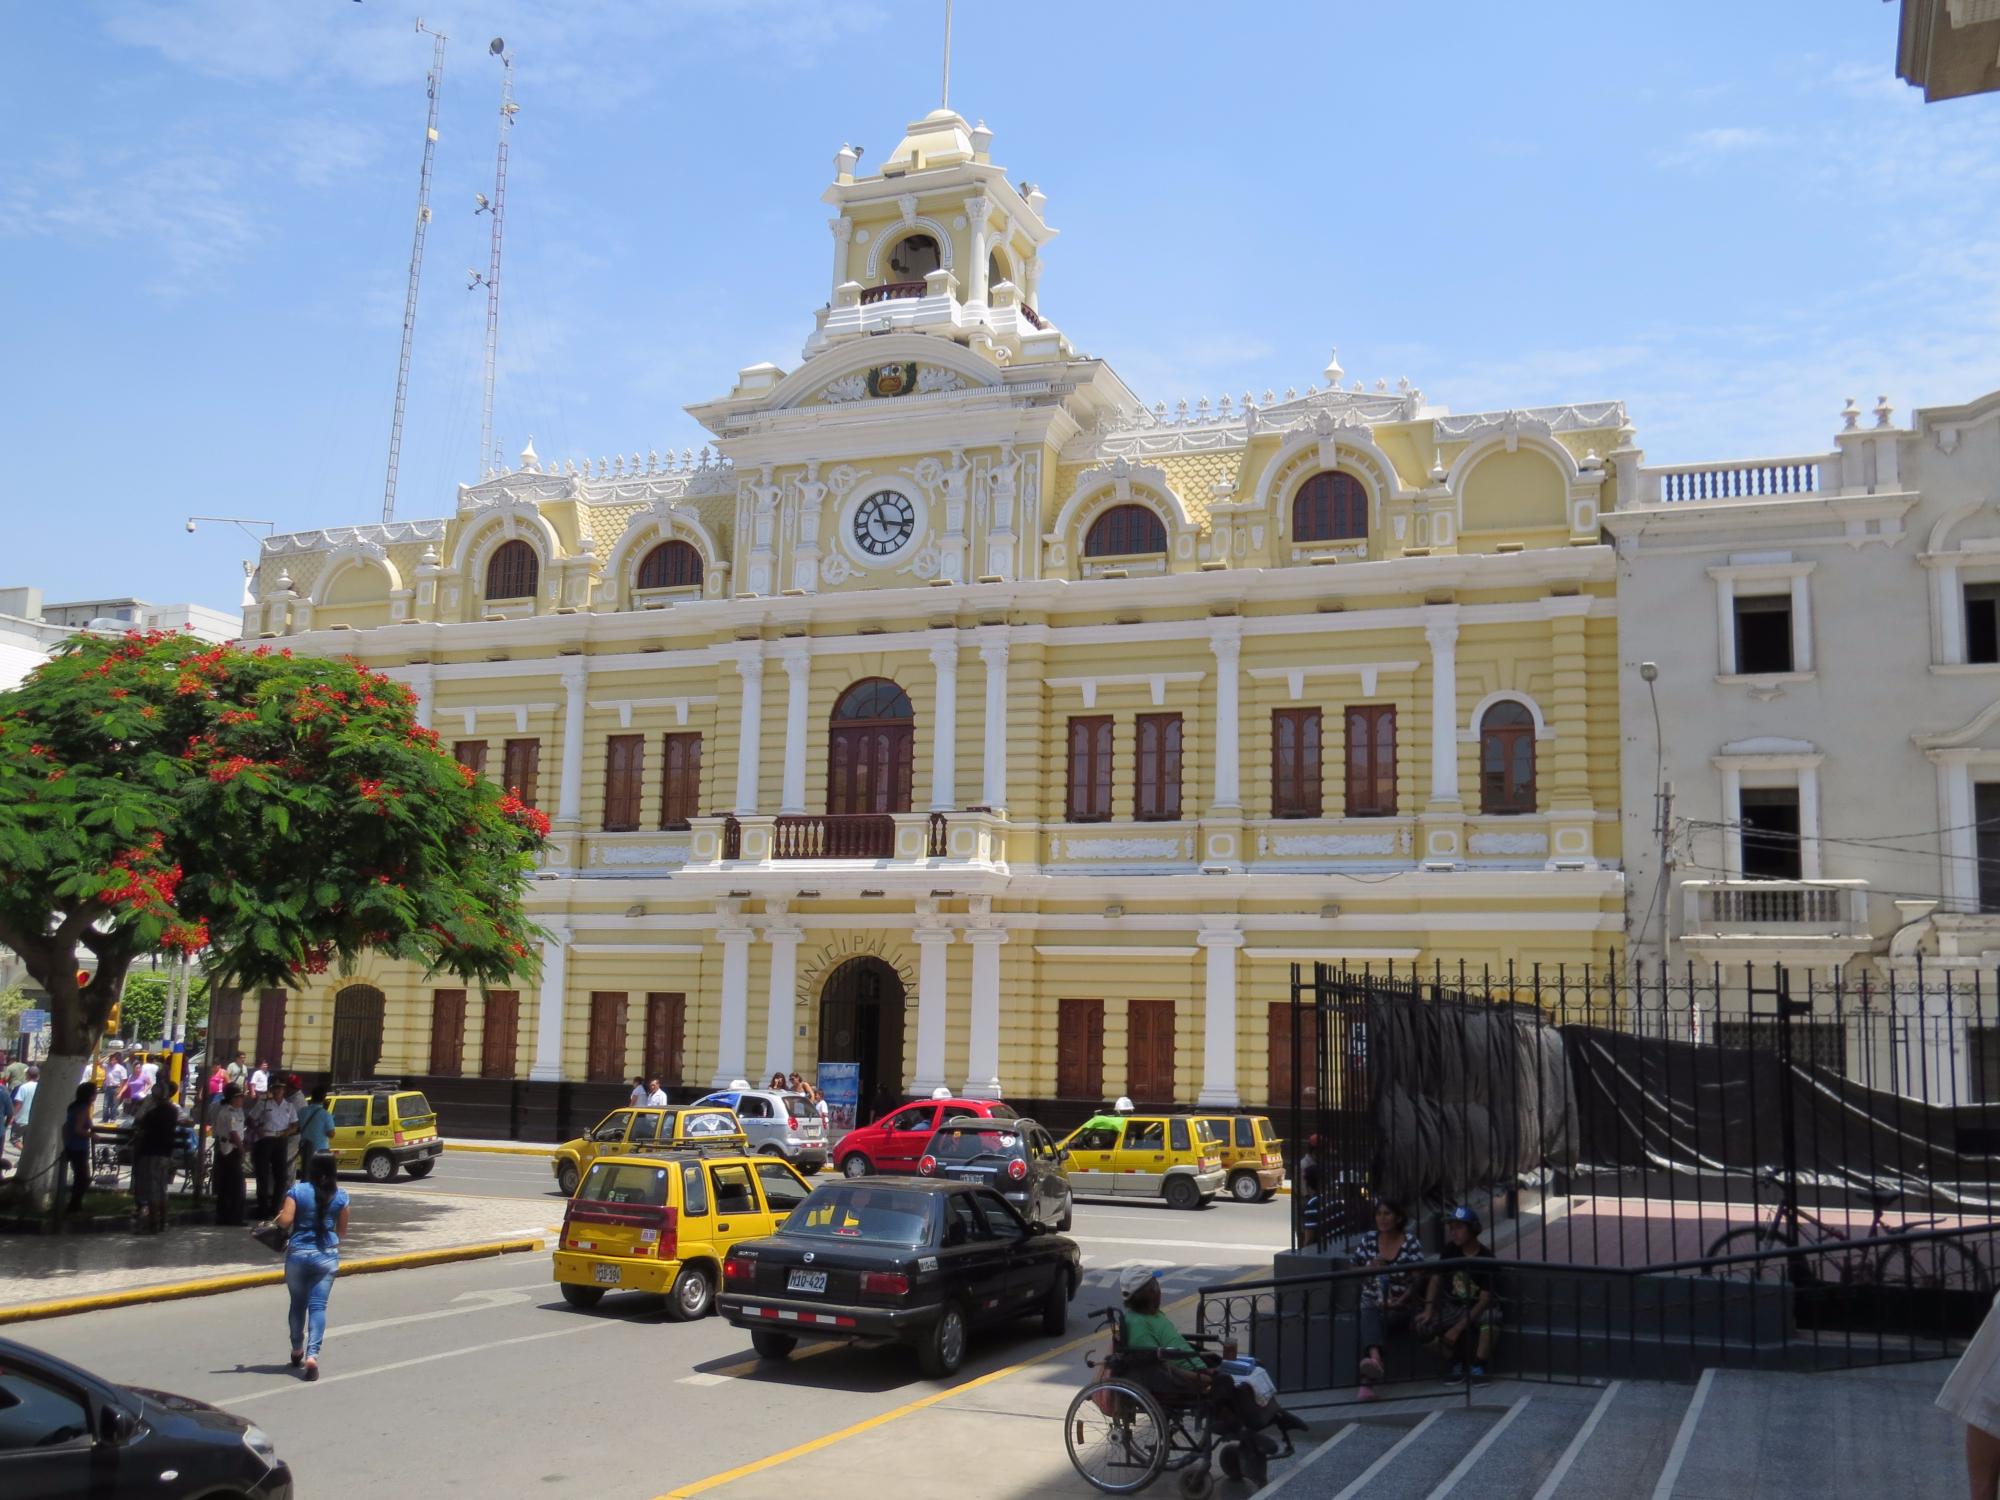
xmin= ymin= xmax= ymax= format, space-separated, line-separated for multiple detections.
xmin=1702 ymin=1170 xmax=1990 ymax=1294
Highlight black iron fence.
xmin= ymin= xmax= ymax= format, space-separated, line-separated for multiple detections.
xmin=1287 ymin=961 xmax=2000 ymax=1272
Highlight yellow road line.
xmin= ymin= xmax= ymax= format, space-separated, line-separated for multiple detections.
xmin=658 ymin=1293 xmax=1197 ymax=1500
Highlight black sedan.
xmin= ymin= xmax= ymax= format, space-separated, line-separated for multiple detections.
xmin=0 ymin=1337 xmax=293 ymax=1499
xmin=719 ymin=1178 xmax=1082 ymax=1377
xmin=918 ymin=1116 xmax=1073 ymax=1232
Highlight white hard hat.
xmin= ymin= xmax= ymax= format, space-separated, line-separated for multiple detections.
xmin=1114 ymin=1096 xmax=1135 ymax=1114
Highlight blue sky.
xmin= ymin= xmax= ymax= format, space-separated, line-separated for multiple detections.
xmin=7 ymin=2 xmax=1998 ymax=611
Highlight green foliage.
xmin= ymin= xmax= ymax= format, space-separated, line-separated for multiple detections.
xmin=0 ymin=986 xmax=28 ymax=1034
xmin=0 ymin=630 xmax=548 ymax=1042
xmin=113 ymin=971 xmax=209 ymax=1045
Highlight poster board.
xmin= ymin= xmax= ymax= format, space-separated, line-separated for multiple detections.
xmin=817 ymin=1061 xmax=862 ymax=1137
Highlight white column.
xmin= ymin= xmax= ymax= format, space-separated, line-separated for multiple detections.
xmin=734 ymin=652 xmax=766 ymax=815
xmin=761 ymin=914 xmax=801 ymax=1081
xmin=911 ymin=926 xmax=955 ymax=1095
xmin=556 ymin=660 xmax=587 ymax=830
xmin=963 ymin=929 xmax=1007 ymax=1098
xmin=1210 ymin=624 xmax=1242 ymax=809
xmin=929 ymin=636 xmax=960 ymax=811
xmin=408 ymin=664 xmax=435 ymax=730
xmin=1939 ymin=757 xmax=1977 ymax=909
xmin=1790 ymin=572 xmax=1814 ymax=673
xmin=1938 ymin=564 xmax=1966 ymax=665
xmin=1799 ymin=764 xmax=1823 ymax=881
xmin=1197 ymin=926 xmax=1245 ymax=1107
xmin=1720 ymin=765 xmax=1744 ymax=877
xmin=979 ymin=636 xmax=1009 ymax=810
xmin=713 ymin=915 xmax=754 ymax=1087
xmin=1715 ymin=576 xmax=1738 ymax=674
xmin=1425 ymin=613 xmax=1460 ymax=804
xmin=528 ymin=927 xmax=571 ymax=1081
xmin=965 ymin=196 xmax=990 ymax=304
xmin=828 ymin=216 xmax=853 ymax=301
xmin=780 ymin=647 xmax=811 ymax=815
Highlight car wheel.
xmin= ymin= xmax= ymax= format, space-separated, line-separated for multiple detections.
xmin=1258 ymin=1189 xmax=1279 ymax=1204
xmin=1229 ymin=1172 xmax=1261 ymax=1204
xmin=667 ymin=1263 xmax=714 ymax=1322
xmin=919 ymin=1300 xmax=969 ymax=1379
xmin=1163 ymin=1176 xmax=1200 ymax=1212
xmin=761 ymin=1144 xmax=789 ymax=1158
xmin=557 ymin=1163 xmax=580 ymax=1197
xmin=363 ymin=1151 xmax=396 ymax=1184
xmin=840 ymin=1153 xmax=871 ymax=1179
xmin=751 ymin=1329 xmax=797 ymax=1361
xmin=1041 ymin=1272 xmax=1071 ymax=1336
xmin=560 ymin=1283 xmax=604 ymax=1310
xmin=403 ymin=1161 xmax=435 ymax=1180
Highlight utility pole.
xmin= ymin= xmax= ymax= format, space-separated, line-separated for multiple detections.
xmin=381 ymin=21 xmax=447 ymax=525
xmin=470 ymin=39 xmax=517 ymax=479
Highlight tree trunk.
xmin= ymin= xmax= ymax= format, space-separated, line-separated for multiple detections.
xmin=14 ymin=1049 xmax=87 ymax=1212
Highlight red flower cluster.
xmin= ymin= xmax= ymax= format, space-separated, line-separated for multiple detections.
xmin=161 ymin=917 xmax=211 ymax=953
xmin=104 ymin=836 xmax=183 ymax=913
xmin=209 ymin=755 xmax=260 ymax=784
xmin=498 ymin=790 xmax=551 ymax=838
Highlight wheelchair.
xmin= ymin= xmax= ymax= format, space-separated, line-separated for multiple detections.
xmin=1064 ymin=1305 xmax=1296 ymax=1497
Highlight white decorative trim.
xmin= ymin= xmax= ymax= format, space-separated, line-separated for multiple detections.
xmin=1043 ymin=671 xmax=1206 ymax=709
xmin=307 ymin=541 xmax=405 ymax=607
xmin=864 ymin=217 xmax=958 ymax=279
xmin=265 ymin=520 xmax=447 ymax=555
xmin=1048 ymin=833 xmax=1193 ymax=860
xmin=602 ymin=502 xmax=724 ymax=608
xmin=1458 ymin=690 xmax=1557 ymax=743
xmin=1435 ymin=403 xmax=1624 ymax=443
xmin=1245 ymin=661 xmax=1420 ymax=700
xmin=589 ymin=843 xmax=693 ymax=869
xmin=1242 ymin=946 xmax=1423 ymax=962
xmin=1467 ymin=832 xmax=1549 ymax=856
xmin=1916 ymin=699 xmax=2000 ymax=751
xmin=1031 ymin=945 xmax=1198 ymax=959
xmin=1259 ymin=833 xmax=1399 ymax=856
xmin=1047 ymin=458 xmax=1196 ymax=558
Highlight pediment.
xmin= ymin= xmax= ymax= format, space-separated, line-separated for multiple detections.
xmin=769 ymin=338 xmax=1004 ymax=412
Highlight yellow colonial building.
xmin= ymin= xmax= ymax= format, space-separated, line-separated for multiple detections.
xmin=239 ymin=105 xmax=1627 ymax=1131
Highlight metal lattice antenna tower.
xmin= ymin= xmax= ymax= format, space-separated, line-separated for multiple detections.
xmin=469 ymin=39 xmax=516 ymax=479
xmin=381 ymin=20 xmax=447 ymax=525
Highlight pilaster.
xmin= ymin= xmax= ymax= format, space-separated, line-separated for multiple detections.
xmin=1196 ymin=924 xmax=1245 ymax=1107
xmin=528 ymin=927 xmax=571 ymax=1082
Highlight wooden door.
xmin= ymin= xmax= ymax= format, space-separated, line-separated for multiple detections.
xmin=826 ymin=723 xmax=914 ymax=813
xmin=587 ymin=991 xmax=629 ymax=1082
xmin=1127 ymin=1000 xmax=1176 ymax=1105
xmin=330 ymin=985 xmax=385 ymax=1084
xmin=645 ymin=993 xmax=685 ymax=1084
xmin=1268 ymin=1001 xmax=1320 ymax=1113
xmin=207 ymin=988 xmax=243 ymax=1068
xmin=481 ymin=991 xmax=520 ymax=1078
xmin=1057 ymin=999 xmax=1104 ymax=1101
xmin=255 ymin=989 xmax=288 ymax=1070
xmin=430 ymin=990 xmax=466 ymax=1076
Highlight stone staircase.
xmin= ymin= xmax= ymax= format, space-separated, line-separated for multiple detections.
xmin=1250 ymin=1361 xmax=1961 ymax=1499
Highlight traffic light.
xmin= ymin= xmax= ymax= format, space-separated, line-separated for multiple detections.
xmin=105 ymin=1000 xmax=121 ymax=1036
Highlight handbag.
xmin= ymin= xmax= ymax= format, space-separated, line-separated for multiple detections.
xmin=250 ymin=1220 xmax=289 ymax=1254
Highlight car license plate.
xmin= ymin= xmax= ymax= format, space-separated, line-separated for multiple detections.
xmin=949 ymin=1169 xmax=986 ymax=1181
xmin=592 ymin=1266 xmax=621 ymax=1285
xmin=787 ymin=1269 xmax=828 ymax=1294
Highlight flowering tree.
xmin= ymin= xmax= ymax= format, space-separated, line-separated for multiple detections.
xmin=0 ymin=631 xmax=549 ymax=1204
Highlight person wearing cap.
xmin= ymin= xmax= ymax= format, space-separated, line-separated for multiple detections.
xmin=1117 ymin=1264 xmax=1301 ymax=1457
xmin=1418 ymin=1206 xmax=1499 ymax=1379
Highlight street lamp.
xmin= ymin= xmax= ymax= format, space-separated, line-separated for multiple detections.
xmin=184 ymin=516 xmax=275 ymax=543
xmin=1638 ymin=662 xmax=1674 ymax=963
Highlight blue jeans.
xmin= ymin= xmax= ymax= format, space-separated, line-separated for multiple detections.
xmin=285 ymin=1249 xmax=339 ymax=1359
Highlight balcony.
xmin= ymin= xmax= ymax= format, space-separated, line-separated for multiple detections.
xmin=1681 ymin=879 xmax=1872 ymax=964
xmin=858 ymin=281 xmax=927 ymax=306
xmin=681 ymin=810 xmax=999 ymax=881
xmin=1640 ymin=455 xmax=1833 ymax=505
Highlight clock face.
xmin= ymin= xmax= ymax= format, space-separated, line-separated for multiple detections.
xmin=853 ymin=489 xmax=916 ymax=557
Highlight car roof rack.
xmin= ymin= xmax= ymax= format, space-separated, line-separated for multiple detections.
xmin=336 ymin=1077 xmax=408 ymax=1094
xmin=604 ymin=1141 xmax=750 ymax=1162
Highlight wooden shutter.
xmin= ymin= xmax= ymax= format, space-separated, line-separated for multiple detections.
xmin=1268 ymin=1001 xmax=1321 ymax=1112
xmin=661 ymin=733 xmax=702 ymax=829
xmin=502 ymin=738 xmax=541 ymax=807
xmin=1056 ymin=999 xmax=1105 ymax=1100
xmin=481 ymin=990 xmax=520 ymax=1078
xmin=587 ymin=992 xmax=628 ymax=1082
xmin=1134 ymin=713 xmax=1182 ymax=821
xmin=1127 ymin=1000 xmax=1176 ymax=1104
xmin=1067 ymin=715 xmax=1113 ymax=822
xmin=255 ymin=989 xmax=288 ymax=1069
xmin=430 ymin=990 xmax=467 ymax=1076
xmin=645 ymin=993 xmax=685 ymax=1084
xmin=453 ymin=741 xmax=489 ymax=775
xmin=603 ymin=734 xmax=644 ymax=831
xmin=1272 ymin=708 xmax=1322 ymax=818
xmin=1345 ymin=705 xmax=1397 ymax=816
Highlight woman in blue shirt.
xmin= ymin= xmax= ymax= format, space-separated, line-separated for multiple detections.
xmin=274 ymin=1151 xmax=349 ymax=1380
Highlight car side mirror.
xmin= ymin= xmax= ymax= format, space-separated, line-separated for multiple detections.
xmin=1057 ymin=1147 xmax=1071 ymax=1162
xmin=98 ymin=1405 xmax=136 ymax=1445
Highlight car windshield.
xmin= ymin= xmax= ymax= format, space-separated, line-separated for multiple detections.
xmin=782 ymin=1185 xmax=934 ymax=1247
xmin=579 ymin=1162 xmax=670 ymax=1207
xmin=985 ymin=1103 xmax=1019 ymax=1120
xmin=929 ymin=1127 xmax=1020 ymax=1162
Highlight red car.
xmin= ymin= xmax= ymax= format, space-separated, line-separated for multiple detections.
xmin=832 ymin=1097 xmax=1018 ymax=1177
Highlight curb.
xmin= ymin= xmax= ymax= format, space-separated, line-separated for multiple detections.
xmin=442 ymin=1142 xmax=550 ymax=1157
xmin=0 ymin=1236 xmax=545 ymax=1326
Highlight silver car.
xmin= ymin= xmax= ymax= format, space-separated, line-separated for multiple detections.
xmin=694 ymin=1088 xmax=827 ymax=1172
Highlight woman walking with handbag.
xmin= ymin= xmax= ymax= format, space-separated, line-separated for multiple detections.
xmin=274 ymin=1151 xmax=349 ymax=1381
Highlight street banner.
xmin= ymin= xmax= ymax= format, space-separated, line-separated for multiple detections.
xmin=818 ymin=1062 xmax=861 ymax=1137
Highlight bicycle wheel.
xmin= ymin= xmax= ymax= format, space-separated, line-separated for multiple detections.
xmin=1702 ymin=1225 xmax=1796 ymax=1282
xmin=1067 ymin=1379 xmax=1170 ymax=1495
xmin=1877 ymin=1239 xmax=1991 ymax=1295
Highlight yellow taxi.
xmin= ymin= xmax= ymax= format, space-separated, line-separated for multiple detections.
xmin=1189 ymin=1113 xmax=1285 ymax=1203
xmin=551 ymin=1105 xmax=747 ymax=1196
xmin=1057 ymin=1110 xmax=1227 ymax=1210
xmin=326 ymin=1087 xmax=442 ymax=1182
xmin=553 ymin=1149 xmax=816 ymax=1319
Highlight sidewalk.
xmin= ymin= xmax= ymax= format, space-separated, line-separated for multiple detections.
xmin=0 ymin=1183 xmax=557 ymax=1313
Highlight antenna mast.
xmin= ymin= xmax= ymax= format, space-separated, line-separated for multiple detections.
xmin=381 ymin=20 xmax=446 ymax=525
xmin=470 ymin=39 xmax=516 ymax=479
xmin=941 ymin=0 xmax=953 ymax=108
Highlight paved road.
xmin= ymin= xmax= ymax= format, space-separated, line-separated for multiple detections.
xmin=389 ymin=1147 xmax=560 ymax=1201
xmin=12 ymin=1197 xmax=1293 ymax=1499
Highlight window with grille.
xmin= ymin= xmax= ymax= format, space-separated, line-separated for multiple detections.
xmin=1272 ymin=708 xmax=1322 ymax=818
xmin=661 ymin=733 xmax=702 ymax=830
xmin=1084 ymin=505 xmax=1167 ymax=558
xmin=485 ymin=540 xmax=540 ymax=601
xmin=503 ymin=738 xmax=540 ymax=808
xmin=1479 ymin=702 xmax=1536 ymax=815
xmin=1134 ymin=713 xmax=1182 ymax=821
xmin=637 ymin=540 xmax=703 ymax=591
xmin=1066 ymin=715 xmax=1114 ymax=822
xmin=603 ymin=734 xmax=644 ymax=831
xmin=1292 ymin=472 xmax=1368 ymax=543
xmin=1344 ymin=705 xmax=1397 ymax=816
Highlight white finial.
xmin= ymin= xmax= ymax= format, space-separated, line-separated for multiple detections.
xmin=1874 ymin=395 xmax=1894 ymax=428
xmin=1842 ymin=397 xmax=1860 ymax=430
xmin=419 ymin=544 xmax=440 ymax=568
xmin=519 ymin=436 xmax=538 ymax=471
xmin=1429 ymin=450 xmax=1448 ymax=484
xmin=1323 ymin=346 xmax=1344 ymax=385
xmin=834 ymin=142 xmax=859 ymax=179
xmin=1375 ymin=378 xmax=1387 ymax=392
xmin=647 ymin=449 xmax=659 ymax=473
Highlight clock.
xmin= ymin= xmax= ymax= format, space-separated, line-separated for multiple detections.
xmin=853 ymin=489 xmax=916 ymax=557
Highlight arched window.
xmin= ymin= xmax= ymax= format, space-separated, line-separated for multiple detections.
xmin=827 ymin=678 xmax=914 ymax=815
xmin=485 ymin=539 xmax=540 ymax=601
xmin=1292 ymin=472 xmax=1369 ymax=543
xmin=636 ymin=539 xmax=703 ymax=591
xmin=887 ymin=233 xmax=942 ymax=283
xmin=1479 ymin=701 xmax=1537 ymax=815
xmin=1084 ymin=504 xmax=1168 ymax=558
